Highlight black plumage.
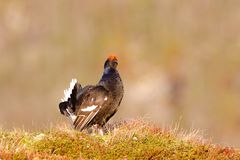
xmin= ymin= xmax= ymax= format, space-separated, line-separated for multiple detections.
xmin=59 ymin=55 xmax=124 ymax=133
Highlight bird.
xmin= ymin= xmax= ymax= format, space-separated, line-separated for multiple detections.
xmin=59 ymin=55 xmax=124 ymax=134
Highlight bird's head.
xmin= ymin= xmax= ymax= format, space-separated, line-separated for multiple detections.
xmin=104 ymin=54 xmax=118 ymax=70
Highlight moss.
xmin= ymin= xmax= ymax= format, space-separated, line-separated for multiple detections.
xmin=0 ymin=120 xmax=240 ymax=160
xmin=29 ymin=131 xmax=106 ymax=159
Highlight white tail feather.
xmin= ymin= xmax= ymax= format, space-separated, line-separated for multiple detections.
xmin=61 ymin=78 xmax=77 ymax=102
xmin=66 ymin=108 xmax=77 ymax=122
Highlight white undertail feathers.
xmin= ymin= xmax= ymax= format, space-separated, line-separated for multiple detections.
xmin=61 ymin=78 xmax=77 ymax=102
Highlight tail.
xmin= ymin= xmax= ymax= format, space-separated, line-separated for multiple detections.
xmin=59 ymin=79 xmax=82 ymax=121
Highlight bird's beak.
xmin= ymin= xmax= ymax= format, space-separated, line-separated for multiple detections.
xmin=111 ymin=59 xmax=118 ymax=68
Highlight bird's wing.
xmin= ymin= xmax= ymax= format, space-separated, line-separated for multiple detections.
xmin=73 ymin=85 xmax=109 ymax=131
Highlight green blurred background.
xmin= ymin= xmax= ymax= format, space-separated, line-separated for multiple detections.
xmin=0 ymin=0 xmax=240 ymax=147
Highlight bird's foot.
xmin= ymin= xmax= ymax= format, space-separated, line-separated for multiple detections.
xmin=89 ymin=124 xmax=105 ymax=136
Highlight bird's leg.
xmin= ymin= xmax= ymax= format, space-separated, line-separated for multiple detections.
xmin=90 ymin=124 xmax=98 ymax=135
xmin=97 ymin=127 xmax=104 ymax=136
xmin=90 ymin=124 xmax=104 ymax=136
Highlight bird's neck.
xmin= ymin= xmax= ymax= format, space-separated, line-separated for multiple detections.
xmin=98 ymin=67 xmax=121 ymax=92
xmin=103 ymin=67 xmax=116 ymax=75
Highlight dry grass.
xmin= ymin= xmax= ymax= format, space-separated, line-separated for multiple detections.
xmin=0 ymin=119 xmax=239 ymax=160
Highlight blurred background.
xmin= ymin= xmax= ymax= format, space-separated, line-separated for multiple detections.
xmin=0 ymin=0 xmax=240 ymax=147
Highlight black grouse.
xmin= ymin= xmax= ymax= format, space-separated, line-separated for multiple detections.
xmin=59 ymin=55 xmax=124 ymax=134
